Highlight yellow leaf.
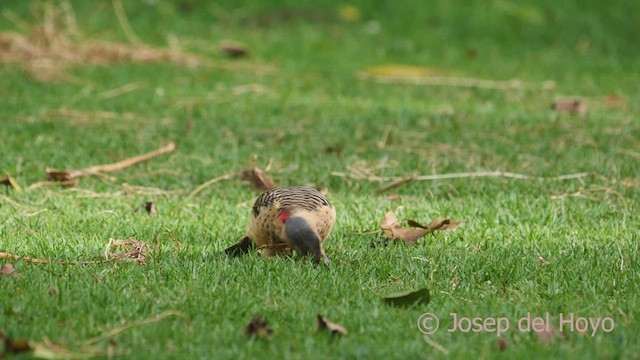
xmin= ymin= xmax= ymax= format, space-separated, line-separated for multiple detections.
xmin=338 ymin=5 xmax=360 ymax=22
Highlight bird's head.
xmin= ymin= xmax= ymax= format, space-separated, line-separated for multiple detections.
xmin=284 ymin=215 xmax=330 ymax=265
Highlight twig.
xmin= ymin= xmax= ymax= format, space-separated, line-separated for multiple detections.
xmin=188 ymin=173 xmax=234 ymax=198
xmin=46 ymin=142 xmax=175 ymax=181
xmin=0 ymin=251 xmax=110 ymax=265
xmin=0 ymin=252 xmax=50 ymax=263
xmin=376 ymin=177 xmax=415 ymax=194
xmin=357 ymin=72 xmax=556 ymax=91
xmin=82 ymin=311 xmax=189 ymax=346
xmin=27 ymin=179 xmax=79 ymax=190
xmin=333 ymin=170 xmax=590 ymax=187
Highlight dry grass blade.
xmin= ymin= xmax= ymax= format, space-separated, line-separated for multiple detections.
xmin=241 ymin=167 xmax=276 ymax=191
xmin=46 ymin=142 xmax=175 ymax=181
xmin=357 ymin=69 xmax=556 ymax=91
xmin=82 ymin=310 xmax=189 ymax=346
xmin=0 ymin=1 xmax=205 ymax=82
xmin=188 ymin=173 xmax=233 ymax=198
xmin=104 ymin=238 xmax=150 ymax=265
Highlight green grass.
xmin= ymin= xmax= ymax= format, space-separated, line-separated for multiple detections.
xmin=1 ymin=0 xmax=639 ymax=358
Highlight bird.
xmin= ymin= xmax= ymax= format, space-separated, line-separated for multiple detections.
xmin=225 ymin=186 xmax=336 ymax=265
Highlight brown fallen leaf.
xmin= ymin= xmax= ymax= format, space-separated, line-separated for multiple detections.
xmin=2 ymin=336 xmax=31 ymax=355
xmin=105 ymin=238 xmax=150 ymax=265
xmin=380 ymin=210 xmax=401 ymax=236
xmin=552 ymin=99 xmax=587 ymax=115
xmin=219 ymin=42 xmax=249 ymax=58
xmin=380 ymin=210 xmax=462 ymax=244
xmin=0 ymin=176 xmax=22 ymax=191
xmin=244 ymin=315 xmax=273 ymax=339
xmin=317 ymin=315 xmax=348 ymax=336
xmin=389 ymin=228 xmax=429 ymax=244
xmin=497 ymin=337 xmax=508 ymax=351
xmin=241 ymin=167 xmax=276 ymax=191
xmin=0 ymin=263 xmax=18 ymax=277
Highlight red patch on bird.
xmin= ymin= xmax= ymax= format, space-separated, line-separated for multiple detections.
xmin=278 ymin=211 xmax=289 ymax=223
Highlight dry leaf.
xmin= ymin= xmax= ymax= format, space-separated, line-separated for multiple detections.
xmin=2 ymin=337 xmax=31 ymax=355
xmin=380 ymin=210 xmax=401 ymax=236
xmin=317 ymin=315 xmax=348 ymax=336
xmin=380 ymin=210 xmax=462 ymax=244
xmin=0 ymin=176 xmax=22 ymax=191
xmin=144 ymin=202 xmax=156 ymax=214
xmin=30 ymin=342 xmax=77 ymax=359
xmin=338 ymin=5 xmax=360 ymax=22
xmin=45 ymin=169 xmax=74 ymax=181
xmin=383 ymin=287 xmax=431 ymax=307
xmin=105 ymin=238 xmax=149 ymax=265
xmin=0 ymin=263 xmax=17 ymax=277
xmin=497 ymin=337 xmax=508 ymax=351
xmin=241 ymin=167 xmax=276 ymax=191
xmin=552 ymin=99 xmax=587 ymax=115
xmin=244 ymin=316 xmax=273 ymax=339
xmin=219 ymin=42 xmax=249 ymax=58
xmin=419 ymin=218 xmax=462 ymax=231
xmin=604 ymin=94 xmax=627 ymax=109
xmin=135 ymin=201 xmax=156 ymax=214
xmin=390 ymin=228 xmax=429 ymax=244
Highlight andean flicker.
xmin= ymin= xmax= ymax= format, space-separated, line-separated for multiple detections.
xmin=225 ymin=186 xmax=336 ymax=265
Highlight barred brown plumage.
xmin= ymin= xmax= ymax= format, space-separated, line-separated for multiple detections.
xmin=226 ymin=186 xmax=336 ymax=265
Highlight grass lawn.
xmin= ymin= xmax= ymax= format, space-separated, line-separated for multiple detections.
xmin=1 ymin=0 xmax=639 ymax=358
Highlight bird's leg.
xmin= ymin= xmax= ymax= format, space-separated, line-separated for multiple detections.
xmin=284 ymin=217 xmax=329 ymax=265
xmin=224 ymin=236 xmax=255 ymax=256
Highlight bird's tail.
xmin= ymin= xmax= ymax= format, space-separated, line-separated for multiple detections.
xmin=224 ymin=236 xmax=254 ymax=256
